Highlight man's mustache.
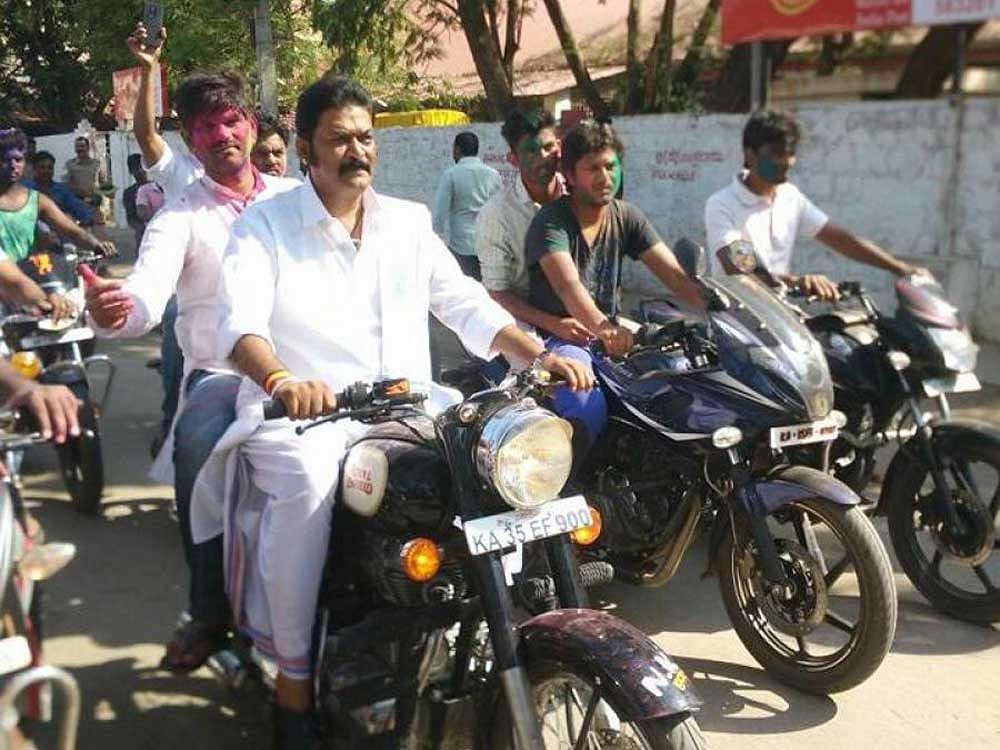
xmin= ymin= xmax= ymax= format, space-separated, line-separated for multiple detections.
xmin=339 ymin=158 xmax=371 ymax=176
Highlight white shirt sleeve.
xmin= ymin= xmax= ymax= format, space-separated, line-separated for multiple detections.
xmin=421 ymin=207 xmax=514 ymax=359
xmin=705 ymin=192 xmax=743 ymax=253
xmin=796 ymin=189 xmax=829 ymax=238
xmin=87 ymin=205 xmax=191 ymax=338
xmin=216 ymin=210 xmax=279 ymax=361
xmin=144 ymin=141 xmax=202 ymax=204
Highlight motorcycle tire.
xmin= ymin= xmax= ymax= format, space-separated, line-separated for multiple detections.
xmin=885 ymin=438 xmax=1000 ymax=623
xmin=56 ymin=400 xmax=104 ymax=515
xmin=484 ymin=659 xmax=706 ymax=750
xmin=716 ymin=497 xmax=897 ymax=695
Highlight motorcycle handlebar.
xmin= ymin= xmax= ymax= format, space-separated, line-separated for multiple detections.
xmin=262 ymin=379 xmax=423 ymax=421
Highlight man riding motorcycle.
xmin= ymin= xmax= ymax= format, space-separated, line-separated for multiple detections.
xmin=704 ymin=109 xmax=927 ymax=297
xmin=189 ymin=74 xmax=592 ymax=749
xmin=523 ymin=120 xmax=704 ymax=454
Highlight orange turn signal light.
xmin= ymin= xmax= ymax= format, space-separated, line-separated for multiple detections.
xmin=401 ymin=538 xmax=441 ymax=582
xmin=570 ymin=507 xmax=602 ymax=546
xmin=10 ymin=352 xmax=41 ymax=380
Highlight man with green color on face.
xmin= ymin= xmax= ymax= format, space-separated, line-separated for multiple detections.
xmin=705 ymin=109 xmax=926 ymax=298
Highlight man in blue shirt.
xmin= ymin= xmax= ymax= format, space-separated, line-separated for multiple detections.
xmin=431 ymin=131 xmax=501 ymax=280
xmin=25 ymin=151 xmax=99 ymax=227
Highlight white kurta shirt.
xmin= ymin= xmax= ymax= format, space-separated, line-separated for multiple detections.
xmin=705 ymin=173 xmax=829 ymax=276
xmin=144 ymin=140 xmax=203 ymax=203
xmin=216 ymin=179 xmax=514 ymax=390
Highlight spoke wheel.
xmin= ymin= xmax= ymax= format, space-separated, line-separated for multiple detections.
xmin=886 ymin=438 xmax=1000 ymax=623
xmin=485 ymin=661 xmax=705 ymax=750
xmin=717 ymin=497 xmax=897 ymax=695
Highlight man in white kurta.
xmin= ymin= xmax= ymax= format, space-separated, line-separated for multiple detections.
xmin=192 ymin=76 xmax=591 ymax=736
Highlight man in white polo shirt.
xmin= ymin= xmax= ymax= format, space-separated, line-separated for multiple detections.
xmin=705 ymin=109 xmax=924 ymax=298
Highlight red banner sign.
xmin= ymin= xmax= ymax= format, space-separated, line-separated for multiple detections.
xmin=722 ymin=0 xmax=1000 ymax=44
xmin=112 ymin=63 xmax=169 ymax=122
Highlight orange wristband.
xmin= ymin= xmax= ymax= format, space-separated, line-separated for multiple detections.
xmin=263 ymin=369 xmax=292 ymax=395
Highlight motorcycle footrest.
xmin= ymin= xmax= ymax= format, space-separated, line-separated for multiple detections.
xmin=579 ymin=561 xmax=615 ymax=588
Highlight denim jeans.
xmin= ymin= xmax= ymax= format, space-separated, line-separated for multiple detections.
xmin=544 ymin=337 xmax=607 ymax=454
xmin=160 ymin=297 xmax=185 ymax=437
xmin=172 ymin=370 xmax=240 ymax=623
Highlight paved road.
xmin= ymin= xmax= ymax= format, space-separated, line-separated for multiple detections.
xmin=18 ymin=279 xmax=1000 ymax=749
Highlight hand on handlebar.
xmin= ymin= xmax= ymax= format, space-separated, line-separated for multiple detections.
xmin=9 ymin=383 xmax=80 ymax=444
xmin=792 ymin=274 xmax=840 ymax=301
xmin=273 ymin=379 xmax=337 ymax=421
xmin=38 ymin=293 xmax=76 ymax=322
xmin=596 ymin=322 xmax=634 ymax=358
xmin=537 ymin=352 xmax=594 ymax=392
xmin=96 ymin=240 xmax=118 ymax=258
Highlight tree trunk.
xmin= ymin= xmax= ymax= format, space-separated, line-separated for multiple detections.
xmin=707 ymin=39 xmax=793 ymax=113
xmin=456 ymin=0 xmax=515 ymax=118
xmin=503 ymin=0 xmax=522 ymax=83
xmin=642 ymin=0 xmax=676 ymax=112
xmin=541 ymin=0 xmax=610 ymax=119
xmin=625 ymin=0 xmax=642 ymax=113
xmin=895 ymin=22 xmax=983 ymax=98
xmin=674 ymin=0 xmax=719 ymax=90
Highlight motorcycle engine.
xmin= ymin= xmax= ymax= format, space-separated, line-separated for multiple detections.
xmin=586 ymin=434 xmax=689 ymax=553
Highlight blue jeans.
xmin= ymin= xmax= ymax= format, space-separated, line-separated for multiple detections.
xmin=160 ymin=297 xmax=185 ymax=437
xmin=173 ymin=370 xmax=240 ymax=623
xmin=545 ymin=337 xmax=607 ymax=454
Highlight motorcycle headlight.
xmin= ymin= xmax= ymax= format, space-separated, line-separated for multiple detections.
xmin=475 ymin=404 xmax=573 ymax=510
xmin=926 ymin=327 xmax=979 ymax=372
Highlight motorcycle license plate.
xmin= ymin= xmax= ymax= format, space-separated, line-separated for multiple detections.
xmin=770 ymin=416 xmax=841 ymax=448
xmin=20 ymin=326 xmax=94 ymax=350
xmin=464 ymin=495 xmax=591 ymax=556
xmin=923 ymin=372 xmax=981 ymax=398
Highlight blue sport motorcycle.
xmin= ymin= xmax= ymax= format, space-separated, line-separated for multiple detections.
xmin=569 ymin=240 xmax=897 ymax=695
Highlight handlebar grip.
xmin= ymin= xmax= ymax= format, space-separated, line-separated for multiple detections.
xmin=262 ymin=399 xmax=287 ymax=420
xmin=76 ymin=263 xmax=100 ymax=287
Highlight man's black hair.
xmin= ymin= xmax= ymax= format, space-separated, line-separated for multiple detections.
xmin=257 ymin=112 xmax=290 ymax=146
xmin=32 ymin=150 xmax=55 ymax=166
xmin=453 ymin=131 xmax=478 ymax=157
xmin=127 ymin=153 xmax=144 ymax=171
xmin=560 ymin=120 xmax=623 ymax=176
xmin=74 ymin=135 xmax=90 ymax=145
xmin=500 ymin=109 xmax=556 ymax=151
xmin=295 ymin=74 xmax=373 ymax=145
xmin=174 ymin=70 xmax=254 ymax=132
xmin=0 ymin=127 xmax=28 ymax=154
xmin=742 ymin=109 xmax=800 ymax=153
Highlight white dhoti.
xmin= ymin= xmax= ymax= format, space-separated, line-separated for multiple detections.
xmin=191 ymin=379 xmax=459 ymax=679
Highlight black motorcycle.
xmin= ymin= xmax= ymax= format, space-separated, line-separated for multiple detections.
xmin=0 ymin=248 xmax=114 ymax=515
xmin=792 ymin=269 xmax=999 ymax=623
xmin=445 ymin=241 xmax=897 ymax=695
xmin=216 ymin=376 xmax=706 ymax=749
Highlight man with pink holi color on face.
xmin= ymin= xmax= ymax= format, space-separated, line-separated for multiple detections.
xmin=84 ymin=67 xmax=298 ymax=676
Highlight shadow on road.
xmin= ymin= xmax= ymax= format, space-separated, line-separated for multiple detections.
xmin=676 ymin=655 xmax=838 ymax=735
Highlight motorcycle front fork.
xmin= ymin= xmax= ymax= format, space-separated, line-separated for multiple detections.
xmin=726 ymin=448 xmax=791 ymax=591
xmin=902 ymin=392 xmax=966 ymax=530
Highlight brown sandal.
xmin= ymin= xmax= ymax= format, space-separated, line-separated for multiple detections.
xmin=159 ymin=619 xmax=230 ymax=673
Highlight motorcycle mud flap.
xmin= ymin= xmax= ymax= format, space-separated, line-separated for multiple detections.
xmin=519 ymin=609 xmax=701 ymax=721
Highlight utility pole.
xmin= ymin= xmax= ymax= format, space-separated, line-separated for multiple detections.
xmin=253 ymin=0 xmax=278 ymax=115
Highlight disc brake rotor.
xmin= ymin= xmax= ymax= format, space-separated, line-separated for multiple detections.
xmin=928 ymin=489 xmax=996 ymax=566
xmin=743 ymin=539 xmax=829 ymax=637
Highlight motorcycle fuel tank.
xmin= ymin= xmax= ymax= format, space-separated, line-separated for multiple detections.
xmin=339 ymin=419 xmax=452 ymax=536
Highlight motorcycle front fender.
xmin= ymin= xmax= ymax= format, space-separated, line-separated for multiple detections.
xmin=741 ymin=464 xmax=861 ymax=516
xmin=520 ymin=608 xmax=702 ymax=721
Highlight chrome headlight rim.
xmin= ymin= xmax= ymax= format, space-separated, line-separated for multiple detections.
xmin=474 ymin=402 xmax=573 ymax=510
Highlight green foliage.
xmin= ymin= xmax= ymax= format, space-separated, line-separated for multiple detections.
xmin=0 ymin=0 xmax=330 ymax=129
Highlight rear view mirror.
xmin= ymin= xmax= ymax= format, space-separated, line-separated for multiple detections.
xmin=673 ymin=238 xmax=706 ymax=279
xmin=718 ymin=241 xmax=759 ymax=274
